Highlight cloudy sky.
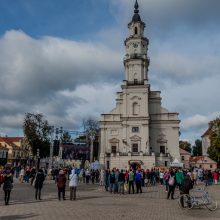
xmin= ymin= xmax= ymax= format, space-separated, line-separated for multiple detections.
xmin=0 ymin=0 xmax=220 ymax=144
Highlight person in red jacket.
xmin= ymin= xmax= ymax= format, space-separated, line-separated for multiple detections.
xmin=56 ymin=170 xmax=67 ymax=200
xmin=213 ymin=170 xmax=219 ymax=185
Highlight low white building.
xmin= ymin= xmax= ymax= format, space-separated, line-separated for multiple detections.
xmin=99 ymin=0 xmax=180 ymax=170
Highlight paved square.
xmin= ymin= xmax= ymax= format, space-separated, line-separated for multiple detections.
xmin=0 ymin=179 xmax=219 ymax=220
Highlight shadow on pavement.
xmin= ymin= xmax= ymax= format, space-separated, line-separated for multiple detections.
xmin=0 ymin=213 xmax=38 ymax=220
xmin=77 ymin=196 xmax=103 ymax=201
xmin=0 ymin=198 xmax=58 ymax=206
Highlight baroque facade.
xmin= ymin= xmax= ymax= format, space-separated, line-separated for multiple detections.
xmin=99 ymin=1 xmax=180 ymax=170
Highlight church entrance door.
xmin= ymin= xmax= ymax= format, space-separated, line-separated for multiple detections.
xmin=130 ymin=162 xmax=141 ymax=171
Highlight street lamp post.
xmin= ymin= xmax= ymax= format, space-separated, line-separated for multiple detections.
xmin=89 ymin=132 xmax=96 ymax=163
xmin=55 ymin=127 xmax=63 ymax=167
xmin=49 ymin=126 xmax=55 ymax=169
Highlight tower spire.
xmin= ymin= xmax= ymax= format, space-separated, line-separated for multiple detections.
xmin=134 ymin=0 xmax=139 ymax=13
xmin=132 ymin=0 xmax=141 ymax=22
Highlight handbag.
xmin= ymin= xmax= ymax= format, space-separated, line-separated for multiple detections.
xmin=124 ymin=183 xmax=128 ymax=192
xmin=32 ymin=177 xmax=36 ymax=186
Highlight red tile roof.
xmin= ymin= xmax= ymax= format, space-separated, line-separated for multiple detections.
xmin=190 ymin=156 xmax=204 ymax=163
xmin=0 ymin=137 xmax=23 ymax=150
xmin=201 ymin=127 xmax=211 ymax=137
xmin=190 ymin=156 xmax=216 ymax=164
xmin=0 ymin=137 xmax=23 ymax=142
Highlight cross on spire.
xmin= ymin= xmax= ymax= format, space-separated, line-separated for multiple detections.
xmin=134 ymin=0 xmax=139 ymax=13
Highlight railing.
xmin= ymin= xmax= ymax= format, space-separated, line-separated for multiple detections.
xmin=155 ymin=152 xmax=170 ymax=157
xmin=127 ymin=80 xmax=144 ymax=86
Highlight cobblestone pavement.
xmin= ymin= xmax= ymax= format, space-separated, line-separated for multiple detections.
xmin=0 ymin=178 xmax=220 ymax=220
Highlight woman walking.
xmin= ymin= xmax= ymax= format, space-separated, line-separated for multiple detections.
xmin=167 ymin=170 xmax=176 ymax=200
xmin=69 ymin=169 xmax=78 ymax=200
xmin=56 ymin=170 xmax=66 ymax=200
xmin=3 ymin=170 xmax=13 ymax=205
xmin=34 ymin=169 xmax=45 ymax=200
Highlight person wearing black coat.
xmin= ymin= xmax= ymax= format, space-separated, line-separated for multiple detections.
xmin=34 ymin=169 xmax=45 ymax=200
xmin=3 ymin=170 xmax=13 ymax=205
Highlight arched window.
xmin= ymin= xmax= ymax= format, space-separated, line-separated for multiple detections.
xmin=134 ymin=27 xmax=138 ymax=35
xmin=133 ymin=102 xmax=140 ymax=115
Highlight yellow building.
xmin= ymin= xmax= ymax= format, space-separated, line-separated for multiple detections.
xmin=0 ymin=137 xmax=29 ymax=166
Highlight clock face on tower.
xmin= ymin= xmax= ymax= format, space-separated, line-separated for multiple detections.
xmin=133 ymin=43 xmax=138 ymax=48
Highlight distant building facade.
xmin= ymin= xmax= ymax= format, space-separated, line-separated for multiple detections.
xmin=0 ymin=137 xmax=29 ymax=166
xmin=190 ymin=156 xmax=217 ymax=171
xmin=179 ymin=148 xmax=191 ymax=169
xmin=99 ymin=1 xmax=180 ymax=170
xmin=201 ymin=127 xmax=211 ymax=156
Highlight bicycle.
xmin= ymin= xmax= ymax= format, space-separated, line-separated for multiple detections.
xmin=178 ymin=186 xmax=218 ymax=211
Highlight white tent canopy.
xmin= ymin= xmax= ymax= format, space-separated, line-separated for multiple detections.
xmin=90 ymin=160 xmax=101 ymax=170
xmin=168 ymin=158 xmax=183 ymax=168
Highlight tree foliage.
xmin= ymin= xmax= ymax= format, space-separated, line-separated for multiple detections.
xmin=179 ymin=140 xmax=192 ymax=153
xmin=61 ymin=131 xmax=72 ymax=143
xmin=192 ymin=139 xmax=202 ymax=156
xmin=207 ymin=117 xmax=220 ymax=162
xmin=83 ymin=118 xmax=99 ymax=138
xmin=23 ymin=113 xmax=51 ymax=157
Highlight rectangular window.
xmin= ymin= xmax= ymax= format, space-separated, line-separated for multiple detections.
xmin=111 ymin=146 xmax=117 ymax=154
xmin=165 ymin=161 xmax=168 ymax=166
xmin=132 ymin=127 xmax=139 ymax=132
xmin=181 ymin=156 xmax=185 ymax=161
xmin=132 ymin=144 xmax=138 ymax=153
xmin=210 ymin=165 xmax=213 ymax=168
xmin=160 ymin=146 xmax=165 ymax=154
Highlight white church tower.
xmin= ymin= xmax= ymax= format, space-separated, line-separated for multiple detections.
xmin=99 ymin=0 xmax=180 ymax=170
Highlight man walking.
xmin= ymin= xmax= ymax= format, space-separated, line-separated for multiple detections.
xmin=118 ymin=170 xmax=125 ymax=195
xmin=135 ymin=170 xmax=142 ymax=193
xmin=128 ymin=169 xmax=134 ymax=194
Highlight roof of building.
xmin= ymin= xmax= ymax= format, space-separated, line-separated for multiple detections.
xmin=179 ymin=148 xmax=191 ymax=155
xmin=0 ymin=137 xmax=23 ymax=150
xmin=190 ymin=156 xmax=216 ymax=164
xmin=0 ymin=137 xmax=23 ymax=142
xmin=0 ymin=144 xmax=8 ymax=151
xmin=201 ymin=127 xmax=212 ymax=137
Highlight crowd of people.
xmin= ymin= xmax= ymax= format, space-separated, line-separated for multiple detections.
xmin=0 ymin=165 xmax=219 ymax=206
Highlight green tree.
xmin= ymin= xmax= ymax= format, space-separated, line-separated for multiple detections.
xmin=61 ymin=131 xmax=72 ymax=143
xmin=179 ymin=140 xmax=192 ymax=153
xmin=23 ymin=113 xmax=51 ymax=157
xmin=207 ymin=117 xmax=220 ymax=162
xmin=83 ymin=118 xmax=99 ymax=135
xmin=192 ymin=139 xmax=202 ymax=156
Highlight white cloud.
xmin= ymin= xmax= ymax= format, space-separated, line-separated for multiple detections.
xmin=0 ymin=30 xmax=122 ymax=134
xmin=1 ymin=0 xmax=220 ymax=144
xmin=182 ymin=112 xmax=220 ymax=130
xmin=0 ymin=30 xmax=122 ymax=100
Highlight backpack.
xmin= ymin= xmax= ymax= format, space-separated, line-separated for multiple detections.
xmin=168 ymin=176 xmax=175 ymax=186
